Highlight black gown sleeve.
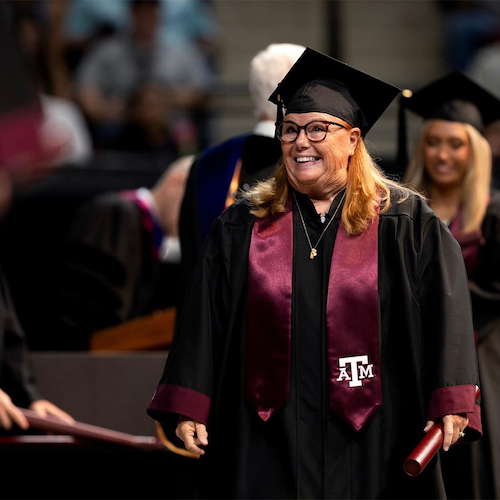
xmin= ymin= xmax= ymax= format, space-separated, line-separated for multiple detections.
xmin=0 ymin=269 xmax=41 ymax=407
xmin=418 ymin=209 xmax=481 ymax=436
xmin=147 ymin=215 xmax=230 ymax=427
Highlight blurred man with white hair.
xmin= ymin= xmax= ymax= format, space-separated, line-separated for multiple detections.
xmin=178 ymin=43 xmax=305 ymax=305
xmin=57 ymin=155 xmax=193 ymax=349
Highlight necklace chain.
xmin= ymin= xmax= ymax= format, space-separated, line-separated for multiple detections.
xmin=293 ymin=190 xmax=346 ymax=260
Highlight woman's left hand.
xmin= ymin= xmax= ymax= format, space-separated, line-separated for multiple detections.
xmin=424 ymin=413 xmax=469 ymax=451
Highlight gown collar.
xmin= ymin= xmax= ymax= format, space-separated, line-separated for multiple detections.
xmin=292 ymin=187 xmax=346 ymax=224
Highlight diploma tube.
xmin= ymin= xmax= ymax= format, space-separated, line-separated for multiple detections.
xmin=404 ymin=386 xmax=480 ymax=476
xmin=404 ymin=422 xmax=444 ymax=476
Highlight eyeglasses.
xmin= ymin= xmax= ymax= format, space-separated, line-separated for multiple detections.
xmin=275 ymin=120 xmax=347 ymax=143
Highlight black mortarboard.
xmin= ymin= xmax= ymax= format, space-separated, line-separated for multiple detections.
xmin=397 ymin=72 xmax=500 ymax=172
xmin=403 ymin=72 xmax=500 ymax=132
xmin=268 ymin=47 xmax=401 ymax=136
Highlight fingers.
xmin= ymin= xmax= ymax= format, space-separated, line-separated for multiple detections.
xmin=176 ymin=419 xmax=209 ymax=455
xmin=442 ymin=415 xmax=455 ymax=451
xmin=442 ymin=414 xmax=468 ymax=451
xmin=195 ymin=422 xmax=209 ymax=447
xmin=48 ymin=407 xmax=75 ymax=424
xmin=0 ymin=390 xmax=28 ymax=430
xmin=30 ymin=400 xmax=75 ymax=424
xmin=423 ymin=420 xmax=434 ymax=432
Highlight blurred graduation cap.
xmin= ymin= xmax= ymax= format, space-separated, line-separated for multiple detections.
xmin=268 ymin=47 xmax=401 ymax=137
xmin=397 ymin=72 xmax=500 ymax=170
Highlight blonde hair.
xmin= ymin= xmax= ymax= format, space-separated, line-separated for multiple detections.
xmin=243 ymin=138 xmax=412 ymax=236
xmin=404 ymin=121 xmax=491 ymax=233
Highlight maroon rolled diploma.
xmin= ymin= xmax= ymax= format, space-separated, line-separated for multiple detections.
xmin=404 ymin=422 xmax=444 ymax=476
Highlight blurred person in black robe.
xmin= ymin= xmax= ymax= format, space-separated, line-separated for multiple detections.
xmin=0 ymin=4 xmax=73 ymax=430
xmin=57 ymin=155 xmax=192 ymax=350
xmin=147 ymin=49 xmax=481 ymax=499
xmin=178 ymin=43 xmax=305 ymax=308
xmin=404 ymin=72 xmax=500 ymax=499
xmin=0 ymin=249 xmax=73 ymax=431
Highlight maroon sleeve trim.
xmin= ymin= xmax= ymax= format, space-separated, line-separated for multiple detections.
xmin=463 ymin=403 xmax=482 ymax=440
xmin=427 ymin=384 xmax=482 ymax=438
xmin=147 ymin=384 xmax=211 ymax=425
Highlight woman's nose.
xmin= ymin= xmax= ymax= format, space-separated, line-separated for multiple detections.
xmin=295 ymin=129 xmax=310 ymax=147
xmin=437 ymin=146 xmax=449 ymax=160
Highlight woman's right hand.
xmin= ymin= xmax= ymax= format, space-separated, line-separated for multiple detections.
xmin=0 ymin=389 xmax=29 ymax=430
xmin=175 ymin=416 xmax=209 ymax=455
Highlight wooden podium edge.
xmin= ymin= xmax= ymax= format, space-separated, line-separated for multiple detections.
xmin=90 ymin=308 xmax=176 ymax=351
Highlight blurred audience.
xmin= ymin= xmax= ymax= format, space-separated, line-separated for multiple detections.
xmin=112 ymin=83 xmax=178 ymax=164
xmin=62 ymin=0 xmax=128 ymax=75
xmin=39 ymin=93 xmax=92 ymax=167
xmin=57 ymin=155 xmax=192 ymax=350
xmin=436 ymin=0 xmax=500 ymax=72
xmin=467 ymin=29 xmax=500 ymax=187
xmin=161 ymin=0 xmax=219 ymax=66
xmin=13 ymin=4 xmax=93 ymax=167
xmin=468 ymin=31 xmax=500 ymax=97
xmin=73 ymin=0 xmax=216 ymax=150
xmin=178 ymin=43 xmax=305 ymax=308
xmin=62 ymin=0 xmax=219 ymax=74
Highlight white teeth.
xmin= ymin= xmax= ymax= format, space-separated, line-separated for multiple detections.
xmin=296 ymin=157 xmax=318 ymax=163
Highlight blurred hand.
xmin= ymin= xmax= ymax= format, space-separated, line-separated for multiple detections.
xmin=0 ymin=388 xmax=28 ymax=430
xmin=29 ymin=399 xmax=74 ymax=424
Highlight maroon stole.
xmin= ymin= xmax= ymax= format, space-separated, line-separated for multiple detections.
xmin=245 ymin=196 xmax=381 ymax=431
xmin=448 ymin=211 xmax=484 ymax=276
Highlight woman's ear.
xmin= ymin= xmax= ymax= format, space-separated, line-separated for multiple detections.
xmin=349 ymin=128 xmax=361 ymax=151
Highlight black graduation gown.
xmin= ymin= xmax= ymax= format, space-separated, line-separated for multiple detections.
xmin=57 ymin=193 xmax=179 ymax=349
xmin=148 ymin=189 xmax=480 ymax=499
xmin=448 ymin=188 xmax=500 ymax=499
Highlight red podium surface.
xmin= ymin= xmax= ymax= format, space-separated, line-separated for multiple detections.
xmin=8 ymin=408 xmax=165 ymax=450
xmin=0 ymin=410 xmax=200 ymax=499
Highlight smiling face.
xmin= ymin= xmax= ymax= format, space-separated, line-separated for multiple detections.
xmin=281 ymin=112 xmax=360 ymax=200
xmin=423 ymin=120 xmax=471 ymax=188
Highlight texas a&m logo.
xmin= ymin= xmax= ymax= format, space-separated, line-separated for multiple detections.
xmin=336 ymin=355 xmax=375 ymax=387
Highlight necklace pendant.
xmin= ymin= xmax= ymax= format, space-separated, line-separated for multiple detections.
xmin=310 ymin=248 xmax=318 ymax=259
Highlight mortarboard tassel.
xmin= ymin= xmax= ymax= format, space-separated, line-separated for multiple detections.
xmin=275 ymin=93 xmax=285 ymax=140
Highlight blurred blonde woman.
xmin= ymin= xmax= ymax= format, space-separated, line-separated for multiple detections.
xmin=405 ymin=110 xmax=492 ymax=235
xmin=404 ymin=72 xmax=500 ymax=499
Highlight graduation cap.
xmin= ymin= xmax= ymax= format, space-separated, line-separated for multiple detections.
xmin=268 ymin=47 xmax=401 ymax=137
xmin=404 ymin=72 xmax=500 ymax=131
xmin=397 ymin=72 xmax=500 ymax=171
